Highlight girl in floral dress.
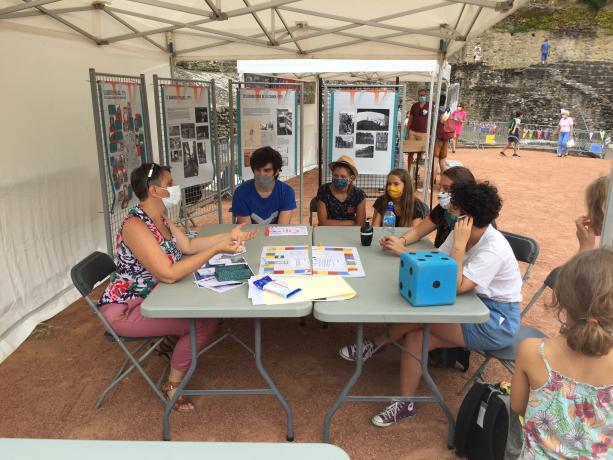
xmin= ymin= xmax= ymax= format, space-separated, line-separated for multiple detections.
xmin=511 ymin=249 xmax=613 ymax=459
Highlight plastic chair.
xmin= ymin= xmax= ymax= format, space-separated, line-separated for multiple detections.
xmin=458 ymin=267 xmax=559 ymax=396
xmin=309 ymin=196 xmax=318 ymax=226
xmin=500 ymin=230 xmax=540 ymax=285
xmin=70 ymin=251 xmax=169 ymax=408
xmin=588 ymin=143 xmax=603 ymax=158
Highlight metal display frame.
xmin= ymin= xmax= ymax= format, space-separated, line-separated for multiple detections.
xmin=322 ymin=83 xmax=407 ymax=199
xmin=153 ymin=76 xmax=224 ymax=227
xmin=229 ymin=80 xmax=305 ymax=224
xmin=89 ymin=68 xmax=153 ymax=255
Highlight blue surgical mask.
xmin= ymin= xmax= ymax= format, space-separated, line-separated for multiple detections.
xmin=418 ymin=96 xmax=427 ymax=103
xmin=332 ymin=177 xmax=350 ymax=189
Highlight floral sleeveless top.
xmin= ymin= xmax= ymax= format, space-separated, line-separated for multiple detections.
xmin=99 ymin=207 xmax=182 ymax=305
xmin=520 ymin=340 xmax=613 ymax=459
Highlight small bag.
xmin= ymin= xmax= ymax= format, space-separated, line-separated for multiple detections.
xmin=214 ymin=264 xmax=253 ymax=282
xmin=566 ymin=138 xmax=575 ymax=148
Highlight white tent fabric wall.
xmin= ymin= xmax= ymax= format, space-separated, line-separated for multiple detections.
xmin=0 ymin=21 xmax=170 ymax=364
xmin=0 ymin=0 xmax=529 ymax=363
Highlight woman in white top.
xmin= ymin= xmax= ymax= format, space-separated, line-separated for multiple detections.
xmin=555 ymin=109 xmax=574 ymax=157
xmin=339 ymin=182 xmax=523 ymax=428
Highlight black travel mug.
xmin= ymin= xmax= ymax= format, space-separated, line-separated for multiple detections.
xmin=360 ymin=219 xmax=374 ymax=246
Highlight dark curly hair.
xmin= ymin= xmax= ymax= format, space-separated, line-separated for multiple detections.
xmin=450 ymin=182 xmax=502 ymax=228
xmin=250 ymin=146 xmax=283 ymax=176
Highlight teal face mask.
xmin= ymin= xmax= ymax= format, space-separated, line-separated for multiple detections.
xmin=444 ymin=211 xmax=465 ymax=230
xmin=418 ymin=96 xmax=427 ymax=103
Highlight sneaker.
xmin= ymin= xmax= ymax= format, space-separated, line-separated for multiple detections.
xmin=371 ymin=401 xmax=416 ymax=427
xmin=499 ymin=151 xmax=507 ymax=157
xmin=339 ymin=338 xmax=384 ymax=362
xmin=512 ymin=153 xmax=520 ymax=158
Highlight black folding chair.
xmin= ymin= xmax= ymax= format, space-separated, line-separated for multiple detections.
xmin=308 ymin=196 xmax=318 ymax=226
xmin=458 ymin=232 xmax=540 ymax=394
xmin=70 ymin=251 xmax=169 ymax=408
xmin=458 ymin=232 xmax=559 ymax=395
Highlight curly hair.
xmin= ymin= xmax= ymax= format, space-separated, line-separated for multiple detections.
xmin=449 ymin=181 xmax=502 ymax=228
xmin=549 ymin=248 xmax=613 ymax=357
xmin=250 ymin=146 xmax=283 ymax=176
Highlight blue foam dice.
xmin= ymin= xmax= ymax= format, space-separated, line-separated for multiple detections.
xmin=398 ymin=251 xmax=458 ymax=306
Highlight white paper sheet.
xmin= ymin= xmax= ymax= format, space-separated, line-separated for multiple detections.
xmin=311 ymin=246 xmax=365 ymax=277
xmin=265 ymin=226 xmax=309 ymax=237
xmin=259 ymin=245 xmax=312 ymax=276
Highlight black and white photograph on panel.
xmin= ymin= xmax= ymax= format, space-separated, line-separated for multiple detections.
xmin=169 ymin=125 xmax=180 ymax=137
xmin=195 ymin=107 xmax=208 ymax=123
xmin=335 ymin=135 xmax=354 ymax=149
xmin=260 ymin=120 xmax=275 ymax=131
xmin=169 ymin=137 xmax=181 ymax=150
xmin=183 ymin=143 xmax=199 ymax=178
xmin=355 ymin=145 xmax=374 ymax=158
xmin=181 ymin=123 xmax=196 ymax=139
xmin=196 ymin=125 xmax=209 ymax=140
xmin=277 ymin=109 xmax=293 ymax=136
xmin=197 ymin=142 xmax=207 ymax=164
xmin=339 ymin=112 xmax=354 ymax=135
xmin=356 ymin=132 xmax=374 ymax=144
xmin=170 ymin=150 xmax=182 ymax=163
xmin=356 ymin=108 xmax=389 ymax=131
xmin=376 ymin=132 xmax=388 ymax=151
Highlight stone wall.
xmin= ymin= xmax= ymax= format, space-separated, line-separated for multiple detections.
xmin=450 ymin=61 xmax=612 ymax=130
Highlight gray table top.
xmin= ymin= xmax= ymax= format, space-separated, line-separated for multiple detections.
xmin=0 ymin=438 xmax=350 ymax=460
xmin=312 ymin=227 xmax=490 ymax=324
xmin=141 ymin=224 xmax=312 ymax=319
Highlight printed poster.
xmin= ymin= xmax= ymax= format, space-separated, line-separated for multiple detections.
xmin=98 ymin=81 xmax=148 ymax=213
xmin=329 ymin=90 xmax=398 ymax=175
xmin=238 ymin=87 xmax=298 ymax=180
xmin=161 ymin=84 xmax=214 ymax=187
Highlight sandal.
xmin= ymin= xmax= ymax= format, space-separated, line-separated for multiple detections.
xmin=161 ymin=381 xmax=195 ymax=413
xmin=155 ymin=339 xmax=175 ymax=359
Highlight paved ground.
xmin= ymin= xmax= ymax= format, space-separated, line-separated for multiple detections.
xmin=0 ymin=148 xmax=610 ymax=459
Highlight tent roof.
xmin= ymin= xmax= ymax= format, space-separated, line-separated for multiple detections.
xmin=1 ymin=0 xmax=526 ymax=60
xmin=237 ymin=59 xmax=451 ymax=82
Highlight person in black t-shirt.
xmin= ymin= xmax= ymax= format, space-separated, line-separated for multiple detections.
xmin=317 ymin=155 xmax=366 ymax=226
xmin=380 ymin=166 xmax=476 ymax=253
xmin=372 ymin=168 xmax=427 ymax=228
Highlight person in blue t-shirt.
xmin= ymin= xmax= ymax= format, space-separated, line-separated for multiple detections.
xmin=540 ymin=39 xmax=550 ymax=65
xmin=232 ymin=146 xmax=296 ymax=224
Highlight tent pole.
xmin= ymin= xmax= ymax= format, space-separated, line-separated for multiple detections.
xmin=299 ymin=83 xmax=304 ymax=224
xmin=228 ymin=80 xmax=236 ymax=195
xmin=601 ymin=168 xmax=613 ymax=248
xmin=211 ymin=80 xmax=223 ymax=224
xmin=422 ymin=70 xmax=437 ymax=206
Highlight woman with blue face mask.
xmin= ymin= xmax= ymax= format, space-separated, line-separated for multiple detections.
xmin=316 ymin=155 xmax=366 ymax=226
xmin=98 ymin=162 xmax=258 ymax=413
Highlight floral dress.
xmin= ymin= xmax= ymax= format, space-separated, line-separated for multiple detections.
xmin=520 ymin=340 xmax=613 ymax=459
xmin=99 ymin=206 xmax=182 ymax=305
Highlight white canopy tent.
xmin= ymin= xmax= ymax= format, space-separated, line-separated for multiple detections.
xmin=1 ymin=0 xmax=534 ymax=364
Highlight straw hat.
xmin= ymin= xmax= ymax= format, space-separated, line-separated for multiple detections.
xmin=329 ymin=155 xmax=359 ymax=177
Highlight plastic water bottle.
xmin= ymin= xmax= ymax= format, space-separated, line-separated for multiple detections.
xmin=382 ymin=201 xmax=396 ymax=235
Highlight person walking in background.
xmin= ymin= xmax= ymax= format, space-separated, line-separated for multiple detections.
xmin=473 ymin=43 xmax=482 ymax=64
xmin=554 ymin=109 xmax=574 ymax=157
xmin=406 ymin=88 xmax=430 ymax=142
xmin=451 ymin=103 xmax=468 ymax=153
xmin=540 ymin=38 xmax=550 ymax=64
xmin=500 ymin=111 xmax=523 ymax=158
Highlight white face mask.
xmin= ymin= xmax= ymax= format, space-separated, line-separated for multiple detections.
xmin=159 ymin=185 xmax=181 ymax=209
xmin=438 ymin=192 xmax=451 ymax=210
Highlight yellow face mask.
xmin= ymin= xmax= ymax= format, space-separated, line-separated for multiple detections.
xmin=387 ymin=185 xmax=403 ymax=199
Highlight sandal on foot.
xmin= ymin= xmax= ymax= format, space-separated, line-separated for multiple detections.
xmin=155 ymin=340 xmax=174 ymax=359
xmin=162 ymin=381 xmax=195 ymax=413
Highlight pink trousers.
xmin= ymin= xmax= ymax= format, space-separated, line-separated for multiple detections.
xmin=100 ymin=298 xmax=217 ymax=373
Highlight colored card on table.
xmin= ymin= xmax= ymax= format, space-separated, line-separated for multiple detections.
xmin=311 ymin=246 xmax=365 ymax=277
xmin=259 ymin=245 xmax=312 ymax=276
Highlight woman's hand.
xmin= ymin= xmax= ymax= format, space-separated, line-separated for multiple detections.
xmin=215 ymin=239 xmax=241 ymax=255
xmin=453 ymin=216 xmax=473 ymax=250
xmin=229 ymin=223 xmax=258 ymax=244
xmin=380 ymin=236 xmax=406 ymax=256
xmin=575 ymin=215 xmax=596 ymax=252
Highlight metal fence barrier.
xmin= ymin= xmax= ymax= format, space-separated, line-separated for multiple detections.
xmin=459 ymin=121 xmax=609 ymax=157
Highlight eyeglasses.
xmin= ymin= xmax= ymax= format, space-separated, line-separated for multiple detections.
xmin=146 ymin=163 xmax=157 ymax=187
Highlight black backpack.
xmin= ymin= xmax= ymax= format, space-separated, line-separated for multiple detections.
xmin=455 ymin=382 xmax=523 ymax=460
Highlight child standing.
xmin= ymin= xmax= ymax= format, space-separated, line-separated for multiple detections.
xmin=500 ymin=111 xmax=523 ymax=158
xmin=511 ymin=249 xmax=613 ymax=459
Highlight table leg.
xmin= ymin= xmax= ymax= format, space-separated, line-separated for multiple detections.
xmin=253 ymin=318 xmax=295 ymax=442
xmin=322 ymin=323 xmax=364 ymax=443
xmin=162 ymin=319 xmax=198 ymax=441
xmin=419 ymin=324 xmax=456 ymax=449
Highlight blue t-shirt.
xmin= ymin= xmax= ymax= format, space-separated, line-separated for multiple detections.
xmin=541 ymin=42 xmax=550 ymax=54
xmin=232 ymin=179 xmax=296 ymax=224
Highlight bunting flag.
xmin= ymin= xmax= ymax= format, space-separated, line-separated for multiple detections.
xmin=589 ymin=131 xmax=594 ymax=140
xmin=600 ymin=130 xmax=606 ymax=140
